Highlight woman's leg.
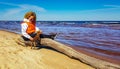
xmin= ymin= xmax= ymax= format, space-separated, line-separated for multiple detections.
xmin=21 ymin=33 xmax=37 ymax=41
xmin=40 ymin=34 xmax=57 ymax=40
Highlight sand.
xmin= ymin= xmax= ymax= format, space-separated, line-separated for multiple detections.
xmin=0 ymin=30 xmax=94 ymax=69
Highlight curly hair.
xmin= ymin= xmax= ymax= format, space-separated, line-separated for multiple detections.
xmin=24 ymin=11 xmax=36 ymax=22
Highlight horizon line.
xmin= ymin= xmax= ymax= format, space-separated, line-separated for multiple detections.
xmin=0 ymin=20 xmax=120 ymax=21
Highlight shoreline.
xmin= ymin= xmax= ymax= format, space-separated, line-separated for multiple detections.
xmin=70 ymin=46 xmax=120 ymax=65
xmin=0 ymin=30 xmax=94 ymax=69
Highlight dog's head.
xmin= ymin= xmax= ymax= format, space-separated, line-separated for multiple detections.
xmin=36 ymin=30 xmax=42 ymax=35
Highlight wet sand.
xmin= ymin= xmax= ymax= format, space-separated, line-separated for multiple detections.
xmin=0 ymin=30 xmax=94 ymax=69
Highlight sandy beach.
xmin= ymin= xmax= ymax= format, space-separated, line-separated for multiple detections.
xmin=0 ymin=30 xmax=94 ymax=69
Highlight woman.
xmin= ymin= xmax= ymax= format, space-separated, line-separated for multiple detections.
xmin=21 ymin=11 xmax=56 ymax=45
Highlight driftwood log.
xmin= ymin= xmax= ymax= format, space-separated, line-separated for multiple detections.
xmin=40 ymin=38 xmax=120 ymax=69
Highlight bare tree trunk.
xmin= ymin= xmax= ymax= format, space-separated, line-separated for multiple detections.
xmin=41 ymin=38 xmax=120 ymax=69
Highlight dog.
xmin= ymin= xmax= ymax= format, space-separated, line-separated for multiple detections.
xmin=31 ymin=31 xmax=41 ymax=49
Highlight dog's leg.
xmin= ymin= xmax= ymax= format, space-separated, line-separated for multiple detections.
xmin=33 ymin=41 xmax=36 ymax=49
xmin=31 ymin=41 xmax=34 ymax=49
xmin=31 ymin=42 xmax=32 ymax=49
xmin=30 ymin=41 xmax=37 ymax=49
xmin=39 ymin=38 xmax=41 ymax=45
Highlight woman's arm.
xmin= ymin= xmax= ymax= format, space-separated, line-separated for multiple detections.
xmin=21 ymin=23 xmax=32 ymax=39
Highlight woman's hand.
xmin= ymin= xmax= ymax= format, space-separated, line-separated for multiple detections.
xmin=30 ymin=37 xmax=34 ymax=41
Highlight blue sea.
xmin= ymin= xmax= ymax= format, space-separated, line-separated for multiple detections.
xmin=0 ymin=21 xmax=120 ymax=64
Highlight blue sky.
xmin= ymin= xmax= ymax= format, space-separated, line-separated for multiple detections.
xmin=0 ymin=0 xmax=120 ymax=21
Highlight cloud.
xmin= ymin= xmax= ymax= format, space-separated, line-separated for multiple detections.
xmin=104 ymin=5 xmax=120 ymax=8
xmin=0 ymin=2 xmax=46 ymax=17
xmin=3 ymin=8 xmax=24 ymax=17
xmin=0 ymin=2 xmax=19 ymax=6
xmin=19 ymin=4 xmax=46 ymax=12
xmin=74 ymin=4 xmax=120 ymax=14
xmin=67 ymin=5 xmax=120 ymax=20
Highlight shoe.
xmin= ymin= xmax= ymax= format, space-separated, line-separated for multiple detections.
xmin=50 ymin=33 xmax=57 ymax=40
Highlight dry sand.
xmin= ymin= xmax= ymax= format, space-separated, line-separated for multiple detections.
xmin=0 ymin=30 xmax=94 ymax=69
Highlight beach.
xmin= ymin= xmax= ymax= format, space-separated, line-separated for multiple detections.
xmin=0 ymin=30 xmax=94 ymax=69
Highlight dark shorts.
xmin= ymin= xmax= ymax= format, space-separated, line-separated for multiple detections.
xmin=22 ymin=33 xmax=52 ymax=41
xmin=22 ymin=33 xmax=37 ymax=41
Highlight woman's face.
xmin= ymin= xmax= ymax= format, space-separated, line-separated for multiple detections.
xmin=28 ymin=16 xmax=35 ymax=22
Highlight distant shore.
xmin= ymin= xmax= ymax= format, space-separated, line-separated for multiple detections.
xmin=0 ymin=30 xmax=94 ymax=69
